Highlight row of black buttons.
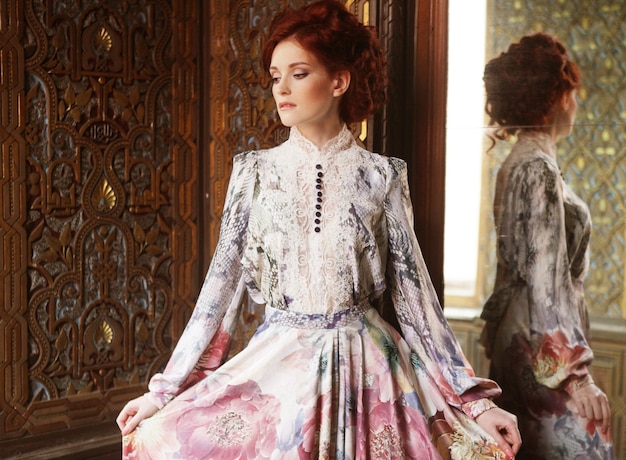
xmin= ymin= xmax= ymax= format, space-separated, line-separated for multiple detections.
xmin=314 ymin=164 xmax=323 ymax=232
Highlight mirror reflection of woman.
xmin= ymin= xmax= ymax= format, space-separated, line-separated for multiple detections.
xmin=481 ymin=33 xmax=613 ymax=459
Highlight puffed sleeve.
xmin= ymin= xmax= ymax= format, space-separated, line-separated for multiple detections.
xmin=504 ymin=158 xmax=593 ymax=391
xmin=145 ymin=151 xmax=257 ymax=408
xmin=384 ymin=157 xmax=501 ymax=419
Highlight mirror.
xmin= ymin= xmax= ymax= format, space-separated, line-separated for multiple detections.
xmin=444 ymin=0 xmax=626 ymax=323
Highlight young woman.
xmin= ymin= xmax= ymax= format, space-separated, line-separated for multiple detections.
xmin=117 ymin=1 xmax=521 ymax=458
xmin=481 ymin=33 xmax=613 ymax=459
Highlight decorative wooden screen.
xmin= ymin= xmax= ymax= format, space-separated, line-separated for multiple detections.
xmin=0 ymin=0 xmax=199 ymax=447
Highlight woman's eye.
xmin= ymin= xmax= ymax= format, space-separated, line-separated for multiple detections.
xmin=271 ymin=76 xmax=281 ymax=84
xmin=293 ymin=72 xmax=309 ymax=79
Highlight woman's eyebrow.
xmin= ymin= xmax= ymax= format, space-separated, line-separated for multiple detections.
xmin=269 ymin=61 xmax=312 ymax=71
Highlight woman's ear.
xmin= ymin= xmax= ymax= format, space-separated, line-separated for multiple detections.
xmin=559 ymin=90 xmax=573 ymax=110
xmin=332 ymin=70 xmax=351 ymax=97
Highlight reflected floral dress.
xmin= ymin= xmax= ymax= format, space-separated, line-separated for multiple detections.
xmin=123 ymin=125 xmax=509 ymax=459
xmin=481 ymin=131 xmax=613 ymax=459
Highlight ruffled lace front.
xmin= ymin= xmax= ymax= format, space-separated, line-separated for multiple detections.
xmin=243 ymin=125 xmax=388 ymax=313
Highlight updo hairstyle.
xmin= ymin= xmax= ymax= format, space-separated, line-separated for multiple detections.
xmin=262 ymin=0 xmax=387 ymax=124
xmin=483 ymin=32 xmax=581 ymax=141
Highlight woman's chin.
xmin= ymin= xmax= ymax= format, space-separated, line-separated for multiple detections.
xmin=277 ymin=117 xmax=294 ymax=128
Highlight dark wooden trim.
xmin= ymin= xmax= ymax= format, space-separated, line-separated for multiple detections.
xmin=371 ymin=0 xmax=447 ymax=305
xmin=409 ymin=0 xmax=448 ymax=303
xmin=0 ymin=422 xmax=121 ymax=460
xmin=199 ymin=0 xmax=212 ymax=275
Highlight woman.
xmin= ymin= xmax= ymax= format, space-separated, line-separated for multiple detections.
xmin=481 ymin=33 xmax=613 ymax=459
xmin=117 ymin=1 xmax=521 ymax=458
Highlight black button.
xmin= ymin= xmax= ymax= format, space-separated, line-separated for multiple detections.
xmin=314 ymin=227 xmax=321 ymax=232
xmin=316 ymin=164 xmax=322 ymax=169
xmin=315 ymin=204 xmax=321 ymax=210
xmin=315 ymin=211 xmax=321 ymax=217
xmin=317 ymin=191 xmax=322 ymax=197
xmin=317 ymin=172 xmax=323 ymax=178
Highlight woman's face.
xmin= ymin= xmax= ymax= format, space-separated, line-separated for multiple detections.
xmin=269 ymin=38 xmax=345 ymax=136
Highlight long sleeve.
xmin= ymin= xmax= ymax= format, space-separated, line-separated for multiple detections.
xmin=384 ymin=157 xmax=501 ymax=418
xmin=505 ymin=158 xmax=593 ymax=390
xmin=145 ymin=152 xmax=257 ymax=408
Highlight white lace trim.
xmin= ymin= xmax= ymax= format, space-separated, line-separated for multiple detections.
xmin=243 ymin=125 xmax=387 ymax=314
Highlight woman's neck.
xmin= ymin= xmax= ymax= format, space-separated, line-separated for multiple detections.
xmin=296 ymin=120 xmax=345 ymax=150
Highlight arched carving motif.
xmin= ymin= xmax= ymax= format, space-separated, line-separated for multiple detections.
xmin=0 ymin=0 xmax=197 ymax=446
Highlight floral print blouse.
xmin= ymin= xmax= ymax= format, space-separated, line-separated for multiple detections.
xmin=481 ymin=130 xmax=594 ymax=393
xmin=146 ymin=125 xmax=501 ymax=418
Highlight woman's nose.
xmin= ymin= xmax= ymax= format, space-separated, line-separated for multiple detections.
xmin=276 ymin=78 xmax=290 ymax=94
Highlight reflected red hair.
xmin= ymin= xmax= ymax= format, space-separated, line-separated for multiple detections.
xmin=483 ymin=33 xmax=581 ymax=141
xmin=262 ymin=0 xmax=387 ymax=124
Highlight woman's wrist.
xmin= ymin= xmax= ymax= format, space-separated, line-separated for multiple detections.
xmin=462 ymin=397 xmax=498 ymax=419
xmin=143 ymin=391 xmax=174 ymax=410
xmin=564 ymin=374 xmax=594 ymax=396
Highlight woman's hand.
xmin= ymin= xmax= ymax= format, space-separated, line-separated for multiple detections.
xmin=570 ymin=383 xmax=611 ymax=434
xmin=116 ymin=395 xmax=160 ymax=436
xmin=475 ymin=407 xmax=522 ymax=459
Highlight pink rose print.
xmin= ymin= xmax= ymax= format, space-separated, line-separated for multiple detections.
xmin=426 ymin=361 xmax=464 ymax=406
xmin=502 ymin=333 xmax=568 ymax=417
xmin=358 ymin=387 xmax=435 ymax=459
xmin=199 ymin=326 xmax=233 ymax=371
xmin=297 ymin=390 xmax=332 ymax=459
xmin=533 ymin=330 xmax=590 ymax=386
xmin=123 ymin=410 xmax=182 ymax=459
xmin=178 ymin=326 xmax=233 ymax=391
xmin=177 ymin=379 xmax=281 ymax=459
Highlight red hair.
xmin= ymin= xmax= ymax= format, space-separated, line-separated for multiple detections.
xmin=483 ymin=33 xmax=581 ymax=141
xmin=262 ymin=0 xmax=387 ymax=124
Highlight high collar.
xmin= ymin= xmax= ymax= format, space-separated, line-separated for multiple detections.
xmin=517 ymin=130 xmax=557 ymax=160
xmin=287 ymin=124 xmax=355 ymax=156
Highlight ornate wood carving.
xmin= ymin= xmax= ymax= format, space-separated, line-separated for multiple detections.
xmin=0 ymin=0 xmax=199 ymax=448
xmin=1 ymin=0 xmax=30 ymax=439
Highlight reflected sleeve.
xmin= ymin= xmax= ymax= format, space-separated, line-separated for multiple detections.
xmin=511 ymin=158 xmax=593 ymax=390
xmin=384 ymin=157 xmax=501 ymax=418
xmin=145 ymin=151 xmax=257 ymax=408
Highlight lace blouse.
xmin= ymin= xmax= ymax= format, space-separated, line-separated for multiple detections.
xmin=146 ymin=125 xmax=500 ymax=417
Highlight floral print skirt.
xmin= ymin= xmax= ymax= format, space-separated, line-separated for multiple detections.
xmin=491 ymin=333 xmax=614 ymax=460
xmin=123 ymin=307 xmax=506 ymax=459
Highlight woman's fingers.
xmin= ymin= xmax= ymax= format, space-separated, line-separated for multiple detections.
xmin=116 ymin=395 xmax=160 ymax=436
xmin=571 ymin=383 xmax=611 ymax=433
xmin=475 ymin=407 xmax=521 ymax=459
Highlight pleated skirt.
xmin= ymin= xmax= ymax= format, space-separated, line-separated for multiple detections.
xmin=123 ymin=306 xmax=505 ymax=459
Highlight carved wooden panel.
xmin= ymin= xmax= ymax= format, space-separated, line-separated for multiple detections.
xmin=0 ymin=0 xmax=199 ymax=446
